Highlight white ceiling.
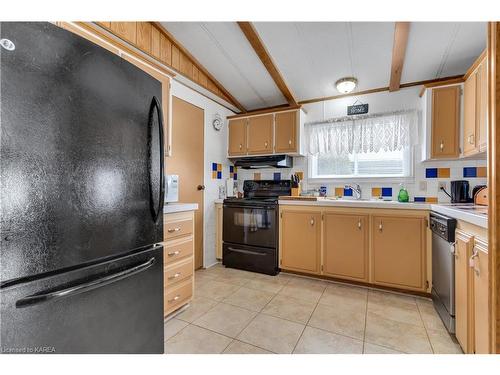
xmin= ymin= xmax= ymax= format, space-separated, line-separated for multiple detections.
xmin=162 ymin=22 xmax=486 ymax=110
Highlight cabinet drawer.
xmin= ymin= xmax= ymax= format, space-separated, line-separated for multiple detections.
xmin=164 ymin=258 xmax=193 ymax=287
xmin=164 ymin=238 xmax=194 ymax=265
xmin=164 ymin=218 xmax=193 ymax=240
xmin=164 ymin=279 xmax=193 ymax=313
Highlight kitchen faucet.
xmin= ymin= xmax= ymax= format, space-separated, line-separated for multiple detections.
xmin=345 ymin=183 xmax=362 ymax=200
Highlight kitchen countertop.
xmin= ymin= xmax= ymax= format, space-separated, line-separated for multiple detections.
xmin=278 ymin=198 xmax=430 ymax=210
xmin=214 ymin=199 xmax=224 ymax=204
xmin=430 ymin=204 xmax=488 ymax=228
xmin=163 ymin=202 xmax=199 ymax=214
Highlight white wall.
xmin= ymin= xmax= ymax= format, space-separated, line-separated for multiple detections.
xmin=237 ymin=86 xmax=487 ymax=201
xmin=170 ymin=80 xmax=234 ymax=268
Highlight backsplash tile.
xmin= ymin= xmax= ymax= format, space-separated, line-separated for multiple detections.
xmin=212 ymin=162 xmax=223 ymax=179
xmin=273 ymin=172 xmax=281 ymax=181
xmin=371 ymin=187 xmax=382 ymax=197
xmin=425 ymin=168 xmax=438 ymax=178
xmin=381 ymin=187 xmax=392 ymax=197
xmin=343 ymin=187 xmax=353 ymax=197
xmin=253 ymin=172 xmax=261 ymax=181
xmin=463 ymin=167 xmax=477 ymax=178
xmin=334 ymin=187 xmax=343 ymax=197
xmin=477 ymin=166 xmax=487 ymax=177
xmin=437 ymin=168 xmax=450 ymax=178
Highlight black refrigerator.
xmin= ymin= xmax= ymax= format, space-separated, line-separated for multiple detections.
xmin=0 ymin=22 xmax=165 ymax=353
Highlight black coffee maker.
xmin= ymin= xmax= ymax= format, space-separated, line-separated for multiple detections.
xmin=450 ymin=180 xmax=470 ymax=203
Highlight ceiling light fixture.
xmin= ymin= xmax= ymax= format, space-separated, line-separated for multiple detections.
xmin=335 ymin=77 xmax=358 ymax=94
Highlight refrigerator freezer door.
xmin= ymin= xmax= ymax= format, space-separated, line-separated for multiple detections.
xmin=0 ymin=22 xmax=164 ymax=283
xmin=0 ymin=245 xmax=164 ymax=353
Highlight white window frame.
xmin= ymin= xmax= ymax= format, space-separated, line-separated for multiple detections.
xmin=307 ymin=146 xmax=415 ymax=183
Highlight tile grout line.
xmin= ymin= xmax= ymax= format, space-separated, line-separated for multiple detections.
xmin=415 ymin=301 xmax=436 ymax=354
xmin=361 ymin=290 xmax=369 ymax=353
xmin=290 ymin=285 xmax=326 ymax=354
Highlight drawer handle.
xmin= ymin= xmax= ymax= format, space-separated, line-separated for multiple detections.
xmin=358 ymin=219 xmax=362 ymax=229
xmin=469 ymin=134 xmax=475 ymax=145
xmin=378 ymin=221 xmax=383 ymax=232
xmin=469 ymin=247 xmax=478 ymax=268
xmin=167 ymin=227 xmax=181 ymax=233
xmin=168 ymin=272 xmax=181 ymax=280
xmin=168 ymin=250 xmax=181 ymax=257
xmin=168 ymin=295 xmax=181 ymax=303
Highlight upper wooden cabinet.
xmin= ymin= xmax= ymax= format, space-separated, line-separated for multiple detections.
xmin=371 ymin=215 xmax=426 ymax=291
xmin=227 ymin=109 xmax=304 ymax=157
xmin=430 ymin=86 xmax=460 ymax=159
xmin=275 ymin=111 xmax=298 ymax=153
xmin=280 ymin=210 xmax=321 ymax=274
xmin=323 ymin=213 xmax=368 ymax=282
xmin=247 ymin=114 xmax=274 ymax=155
xmin=464 ymin=56 xmax=488 ymax=156
xmin=228 ymin=118 xmax=247 ymax=156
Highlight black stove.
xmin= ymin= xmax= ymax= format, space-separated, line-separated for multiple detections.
xmin=222 ymin=180 xmax=291 ymax=275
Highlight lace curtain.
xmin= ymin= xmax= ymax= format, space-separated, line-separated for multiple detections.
xmin=306 ymin=110 xmax=418 ymax=156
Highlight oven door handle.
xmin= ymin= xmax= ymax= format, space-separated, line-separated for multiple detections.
xmin=223 ymin=205 xmax=275 ymax=210
xmin=227 ymin=247 xmax=268 ymax=256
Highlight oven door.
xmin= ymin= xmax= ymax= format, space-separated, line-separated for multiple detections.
xmin=223 ymin=204 xmax=276 ymax=248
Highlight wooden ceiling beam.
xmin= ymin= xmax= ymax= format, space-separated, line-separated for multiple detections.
xmin=237 ymin=21 xmax=298 ymax=106
xmin=298 ymin=75 xmax=464 ymax=105
xmin=389 ymin=22 xmax=411 ymax=92
xmin=153 ymin=22 xmax=247 ymax=113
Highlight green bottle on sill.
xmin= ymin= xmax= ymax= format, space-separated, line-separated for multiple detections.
xmin=398 ymin=183 xmax=409 ymax=203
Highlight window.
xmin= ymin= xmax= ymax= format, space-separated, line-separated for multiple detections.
xmin=309 ymin=148 xmax=412 ymax=179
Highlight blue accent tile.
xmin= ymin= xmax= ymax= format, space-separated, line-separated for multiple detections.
xmin=425 ymin=168 xmax=438 ymax=178
xmin=463 ymin=167 xmax=477 ymax=178
xmin=212 ymin=163 xmax=218 ymax=171
xmin=343 ymin=188 xmax=353 ymax=197
xmin=414 ymin=197 xmax=426 ymax=202
xmin=217 ymin=171 xmax=222 ymax=179
xmin=273 ymin=172 xmax=281 ymax=181
xmin=381 ymin=187 xmax=392 ymax=197
xmin=233 ymin=173 xmax=237 ymax=181
xmin=229 ymin=165 xmax=234 ymax=173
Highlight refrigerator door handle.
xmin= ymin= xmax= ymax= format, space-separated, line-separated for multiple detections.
xmin=15 ymin=257 xmax=156 ymax=308
xmin=148 ymin=96 xmax=165 ymax=223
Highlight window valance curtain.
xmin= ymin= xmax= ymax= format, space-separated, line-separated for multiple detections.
xmin=306 ymin=109 xmax=418 ymax=156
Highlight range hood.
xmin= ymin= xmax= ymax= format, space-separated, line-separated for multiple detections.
xmin=232 ymin=155 xmax=293 ymax=169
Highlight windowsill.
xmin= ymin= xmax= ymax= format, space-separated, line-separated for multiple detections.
xmin=307 ymin=176 xmax=416 ymax=184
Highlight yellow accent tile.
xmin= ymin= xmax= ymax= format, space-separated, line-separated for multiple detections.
xmin=371 ymin=187 xmax=382 ymax=197
xmin=253 ymin=173 xmax=261 ymax=181
xmin=476 ymin=166 xmax=487 ymax=178
xmin=425 ymin=197 xmax=438 ymax=203
xmin=334 ymin=187 xmax=344 ymax=197
xmin=295 ymin=171 xmax=304 ymax=180
xmin=217 ymin=164 xmax=222 ymax=172
xmin=437 ymin=168 xmax=450 ymax=178
xmin=212 ymin=171 xmax=217 ymax=179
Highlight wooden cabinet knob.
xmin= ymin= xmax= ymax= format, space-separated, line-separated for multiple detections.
xmin=440 ymin=141 xmax=444 ymax=151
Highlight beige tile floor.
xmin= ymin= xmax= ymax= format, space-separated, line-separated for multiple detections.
xmin=164 ymin=264 xmax=463 ymax=354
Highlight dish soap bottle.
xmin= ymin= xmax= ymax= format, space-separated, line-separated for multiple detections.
xmin=398 ymin=183 xmax=409 ymax=202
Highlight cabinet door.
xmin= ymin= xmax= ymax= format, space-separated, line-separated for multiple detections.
xmin=323 ymin=213 xmax=368 ymax=281
xmin=110 ymin=22 xmax=137 ymax=44
xmin=371 ymin=215 xmax=426 ymax=290
xmin=455 ymin=231 xmax=474 ymax=353
xmin=280 ymin=210 xmax=321 ymax=274
xmin=477 ymin=60 xmax=488 ymax=152
xmin=275 ymin=111 xmax=297 ymax=153
xmin=228 ymin=119 xmax=247 ymax=156
xmin=473 ymin=240 xmax=489 ymax=353
xmin=247 ymin=114 xmax=273 ymax=155
xmin=463 ymin=73 xmax=477 ymax=155
xmin=431 ymin=86 xmax=460 ymax=158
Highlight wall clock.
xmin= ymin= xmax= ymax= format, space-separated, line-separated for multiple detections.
xmin=212 ymin=113 xmax=223 ymax=131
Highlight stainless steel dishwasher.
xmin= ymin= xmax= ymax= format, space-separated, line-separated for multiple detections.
xmin=430 ymin=212 xmax=457 ymax=334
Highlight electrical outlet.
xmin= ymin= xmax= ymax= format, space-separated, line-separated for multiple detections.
xmin=438 ymin=181 xmax=447 ymax=191
xmin=419 ymin=181 xmax=427 ymax=191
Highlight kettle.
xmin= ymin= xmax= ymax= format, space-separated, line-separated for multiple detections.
xmin=450 ymin=180 xmax=470 ymax=203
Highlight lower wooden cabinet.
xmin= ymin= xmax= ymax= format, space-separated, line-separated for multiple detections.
xmin=455 ymin=228 xmax=490 ymax=354
xmin=280 ymin=210 xmax=321 ymax=274
xmin=371 ymin=215 xmax=426 ymax=291
xmin=163 ymin=210 xmax=195 ymax=317
xmin=454 ymin=230 xmax=474 ymax=353
xmin=323 ymin=213 xmax=368 ymax=282
xmin=279 ymin=206 xmax=428 ymax=292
